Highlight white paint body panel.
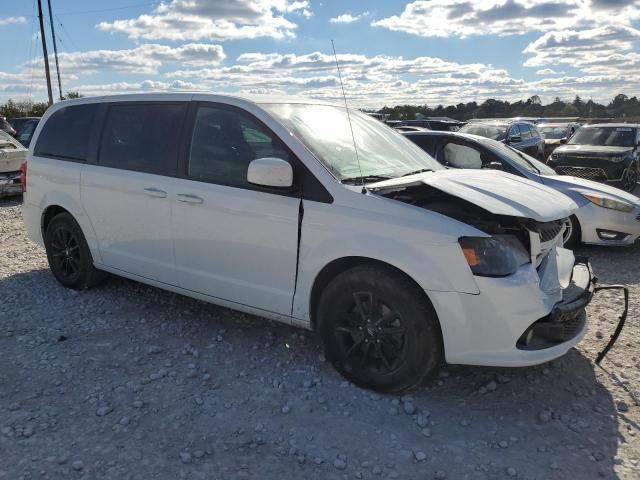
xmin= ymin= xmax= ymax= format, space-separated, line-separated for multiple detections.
xmin=171 ymin=177 xmax=300 ymax=316
xmin=23 ymin=93 xmax=587 ymax=370
xmin=80 ymin=165 xmax=177 ymax=285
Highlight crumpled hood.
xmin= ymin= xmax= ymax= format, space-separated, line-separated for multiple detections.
xmin=553 ymin=145 xmax=633 ymax=156
xmin=368 ymin=169 xmax=577 ymax=222
xmin=542 ymin=174 xmax=640 ymax=205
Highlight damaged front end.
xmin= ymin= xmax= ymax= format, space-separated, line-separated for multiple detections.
xmin=377 ymin=181 xmax=628 ymax=363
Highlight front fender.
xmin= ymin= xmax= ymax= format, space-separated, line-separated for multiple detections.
xmin=292 ymin=202 xmax=480 ymax=322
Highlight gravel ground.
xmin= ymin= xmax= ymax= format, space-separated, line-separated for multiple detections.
xmin=1 ymin=196 xmax=639 ymax=480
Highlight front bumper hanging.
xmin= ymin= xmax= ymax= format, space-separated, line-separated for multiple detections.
xmin=569 ymin=255 xmax=630 ymax=364
xmin=593 ymin=283 xmax=629 ymax=364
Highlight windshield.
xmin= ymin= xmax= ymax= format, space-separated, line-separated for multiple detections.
xmin=540 ymin=126 xmax=568 ymax=139
xmin=568 ymin=126 xmax=636 ymax=147
xmin=262 ymin=103 xmax=443 ymax=181
xmin=459 ymin=123 xmax=507 ymax=141
xmin=482 ymin=138 xmax=557 ymax=176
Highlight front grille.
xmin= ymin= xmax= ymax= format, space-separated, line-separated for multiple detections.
xmin=556 ymin=166 xmax=608 ymax=181
xmin=535 ymin=219 xmax=565 ymax=243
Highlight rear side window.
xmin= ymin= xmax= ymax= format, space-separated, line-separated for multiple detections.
xmin=34 ymin=104 xmax=98 ymax=160
xmin=99 ymin=103 xmax=186 ymax=175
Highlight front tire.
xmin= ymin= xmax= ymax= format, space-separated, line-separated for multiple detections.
xmin=562 ymin=215 xmax=581 ymax=248
xmin=317 ymin=264 xmax=443 ymax=392
xmin=44 ymin=212 xmax=105 ymax=289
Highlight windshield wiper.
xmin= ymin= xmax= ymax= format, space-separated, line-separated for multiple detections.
xmin=400 ymin=168 xmax=434 ymax=177
xmin=341 ymin=175 xmax=393 ymax=185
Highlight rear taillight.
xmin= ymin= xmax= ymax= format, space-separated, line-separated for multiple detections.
xmin=20 ymin=161 xmax=27 ymax=192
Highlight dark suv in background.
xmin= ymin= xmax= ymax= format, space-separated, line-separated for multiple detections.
xmin=459 ymin=120 xmax=545 ymax=159
xmin=548 ymin=124 xmax=639 ymax=193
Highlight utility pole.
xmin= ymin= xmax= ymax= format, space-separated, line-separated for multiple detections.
xmin=37 ymin=0 xmax=54 ymax=106
xmin=47 ymin=0 xmax=63 ymax=100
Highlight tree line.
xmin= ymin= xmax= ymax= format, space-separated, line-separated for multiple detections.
xmin=2 ymin=92 xmax=639 ymax=121
xmin=0 ymin=92 xmax=82 ymax=119
xmin=374 ymin=94 xmax=640 ymax=121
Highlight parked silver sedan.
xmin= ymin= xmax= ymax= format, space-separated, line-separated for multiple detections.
xmin=404 ymin=130 xmax=640 ymax=247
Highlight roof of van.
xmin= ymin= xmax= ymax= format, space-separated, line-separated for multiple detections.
xmin=51 ymin=92 xmax=340 ymax=107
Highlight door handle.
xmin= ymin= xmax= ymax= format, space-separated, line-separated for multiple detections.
xmin=144 ymin=187 xmax=167 ymax=198
xmin=177 ymin=193 xmax=204 ymax=204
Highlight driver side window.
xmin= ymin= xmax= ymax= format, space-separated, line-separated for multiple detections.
xmin=188 ymin=106 xmax=290 ymax=188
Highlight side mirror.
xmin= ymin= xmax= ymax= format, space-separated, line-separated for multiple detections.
xmin=560 ymin=138 xmax=567 ymax=144
xmin=508 ymin=135 xmax=522 ymax=144
xmin=484 ymin=161 xmax=504 ymax=171
xmin=247 ymin=157 xmax=293 ymax=188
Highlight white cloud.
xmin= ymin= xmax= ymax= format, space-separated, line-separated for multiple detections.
xmin=26 ymin=43 xmax=225 ymax=76
xmin=0 ymin=16 xmax=26 ymax=26
xmin=535 ymin=68 xmax=561 ymax=75
xmin=2 ymin=45 xmax=639 ymax=107
xmin=372 ymin=0 xmax=640 ymax=38
xmin=523 ymin=25 xmax=640 ymax=75
xmin=97 ymin=0 xmax=310 ymax=41
xmin=329 ymin=12 xmax=370 ymax=24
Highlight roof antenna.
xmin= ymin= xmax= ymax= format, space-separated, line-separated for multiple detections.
xmin=331 ymin=40 xmax=366 ymax=194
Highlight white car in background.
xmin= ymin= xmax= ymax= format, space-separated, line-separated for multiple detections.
xmin=24 ymin=94 xmax=593 ymax=392
xmin=0 ymin=130 xmax=26 ymax=198
xmin=403 ymin=130 xmax=640 ymax=247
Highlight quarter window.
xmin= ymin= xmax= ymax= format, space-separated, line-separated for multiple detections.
xmin=187 ymin=105 xmax=290 ymax=188
xmin=34 ymin=104 xmax=98 ymax=161
xmin=99 ymin=103 xmax=186 ymax=175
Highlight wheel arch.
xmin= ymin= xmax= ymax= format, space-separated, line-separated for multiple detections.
xmin=41 ymin=204 xmax=71 ymax=238
xmin=39 ymin=200 xmax=103 ymax=265
xmin=308 ymin=256 xmax=439 ymax=332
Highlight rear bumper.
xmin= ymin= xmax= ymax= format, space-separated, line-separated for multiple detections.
xmin=0 ymin=170 xmax=22 ymax=197
xmin=430 ymin=252 xmax=593 ymax=367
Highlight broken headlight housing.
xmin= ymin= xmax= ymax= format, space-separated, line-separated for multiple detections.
xmin=459 ymin=235 xmax=530 ymax=277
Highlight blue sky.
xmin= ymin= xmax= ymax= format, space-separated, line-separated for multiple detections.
xmin=1 ymin=0 xmax=639 ymax=107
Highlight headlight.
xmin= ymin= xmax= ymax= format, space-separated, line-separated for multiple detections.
xmin=581 ymin=193 xmax=634 ymax=212
xmin=458 ymin=235 xmax=530 ymax=277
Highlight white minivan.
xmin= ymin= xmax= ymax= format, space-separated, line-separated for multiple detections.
xmin=23 ymin=94 xmax=594 ymax=392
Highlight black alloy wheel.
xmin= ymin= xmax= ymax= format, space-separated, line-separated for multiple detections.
xmin=44 ymin=212 xmax=106 ymax=289
xmin=49 ymin=224 xmax=82 ymax=282
xmin=318 ymin=264 xmax=443 ymax=392
xmin=335 ymin=291 xmax=409 ymax=375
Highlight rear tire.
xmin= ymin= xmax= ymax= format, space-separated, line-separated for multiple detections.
xmin=44 ymin=212 xmax=106 ymax=289
xmin=317 ymin=264 xmax=443 ymax=392
xmin=562 ymin=215 xmax=581 ymax=248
